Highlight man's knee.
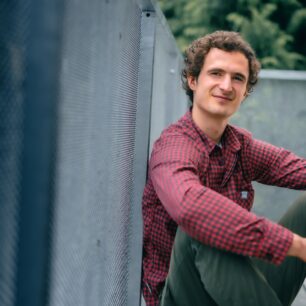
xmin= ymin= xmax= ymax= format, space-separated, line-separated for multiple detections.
xmin=293 ymin=191 xmax=306 ymax=209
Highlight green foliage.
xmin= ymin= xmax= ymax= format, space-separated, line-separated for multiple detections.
xmin=158 ymin=0 xmax=306 ymax=70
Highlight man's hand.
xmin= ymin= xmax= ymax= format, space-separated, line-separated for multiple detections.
xmin=287 ymin=233 xmax=306 ymax=262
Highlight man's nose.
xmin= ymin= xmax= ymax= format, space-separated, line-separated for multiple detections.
xmin=219 ymin=75 xmax=232 ymax=92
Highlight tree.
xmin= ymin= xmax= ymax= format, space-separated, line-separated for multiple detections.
xmin=158 ymin=0 xmax=306 ymax=70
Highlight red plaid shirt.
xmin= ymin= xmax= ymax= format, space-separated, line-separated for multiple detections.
xmin=142 ymin=111 xmax=306 ymax=305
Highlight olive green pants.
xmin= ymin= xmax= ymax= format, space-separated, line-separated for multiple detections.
xmin=160 ymin=193 xmax=306 ymax=306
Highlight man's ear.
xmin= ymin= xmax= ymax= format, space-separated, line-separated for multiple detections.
xmin=187 ymin=75 xmax=197 ymax=90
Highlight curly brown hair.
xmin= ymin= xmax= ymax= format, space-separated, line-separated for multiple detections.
xmin=182 ymin=31 xmax=261 ymax=103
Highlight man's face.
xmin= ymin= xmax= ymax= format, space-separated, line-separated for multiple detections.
xmin=188 ymin=48 xmax=249 ymax=121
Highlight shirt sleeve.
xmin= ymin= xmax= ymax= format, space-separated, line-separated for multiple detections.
xmin=245 ymin=138 xmax=306 ymax=189
xmin=150 ymin=133 xmax=293 ymax=265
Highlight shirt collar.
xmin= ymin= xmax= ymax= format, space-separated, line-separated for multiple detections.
xmin=223 ymin=125 xmax=241 ymax=153
xmin=185 ymin=110 xmax=241 ymax=154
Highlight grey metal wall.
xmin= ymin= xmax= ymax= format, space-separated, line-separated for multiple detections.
xmin=48 ymin=0 xmax=149 ymax=305
xmin=149 ymin=6 xmax=188 ymax=150
xmin=1 ymin=1 xmax=63 ymax=306
xmin=48 ymin=1 xmax=150 ymax=306
xmin=0 ymin=1 xmax=24 ymax=304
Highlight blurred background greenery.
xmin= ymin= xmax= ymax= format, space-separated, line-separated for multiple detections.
xmin=158 ymin=0 xmax=306 ymax=70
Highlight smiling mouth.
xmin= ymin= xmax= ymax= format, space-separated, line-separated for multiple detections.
xmin=212 ymin=95 xmax=232 ymax=101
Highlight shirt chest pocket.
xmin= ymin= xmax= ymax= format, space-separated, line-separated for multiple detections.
xmin=232 ymin=164 xmax=254 ymax=210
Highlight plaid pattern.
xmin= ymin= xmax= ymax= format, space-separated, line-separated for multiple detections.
xmin=142 ymin=111 xmax=306 ymax=306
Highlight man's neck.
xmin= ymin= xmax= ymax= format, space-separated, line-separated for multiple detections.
xmin=191 ymin=109 xmax=228 ymax=144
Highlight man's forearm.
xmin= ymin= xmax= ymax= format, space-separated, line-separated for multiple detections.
xmin=287 ymin=233 xmax=306 ymax=261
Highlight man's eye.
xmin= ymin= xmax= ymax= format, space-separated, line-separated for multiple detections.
xmin=233 ymin=75 xmax=244 ymax=82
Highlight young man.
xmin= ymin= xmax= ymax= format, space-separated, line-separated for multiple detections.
xmin=142 ymin=31 xmax=306 ymax=305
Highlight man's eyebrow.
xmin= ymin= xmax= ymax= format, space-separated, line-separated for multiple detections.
xmin=207 ymin=68 xmax=247 ymax=79
xmin=207 ymin=68 xmax=223 ymax=72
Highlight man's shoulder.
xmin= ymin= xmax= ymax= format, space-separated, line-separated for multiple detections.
xmin=157 ymin=112 xmax=198 ymax=144
xmin=150 ymin=112 xmax=208 ymax=166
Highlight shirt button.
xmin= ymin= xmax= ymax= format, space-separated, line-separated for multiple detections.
xmin=219 ymin=159 xmax=225 ymax=166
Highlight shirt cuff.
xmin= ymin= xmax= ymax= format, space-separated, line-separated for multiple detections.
xmin=258 ymin=220 xmax=293 ymax=265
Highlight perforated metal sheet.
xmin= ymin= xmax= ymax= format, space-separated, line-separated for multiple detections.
xmin=1 ymin=1 xmax=29 ymax=305
xmin=48 ymin=1 xmax=143 ymax=305
xmin=149 ymin=9 xmax=188 ymax=150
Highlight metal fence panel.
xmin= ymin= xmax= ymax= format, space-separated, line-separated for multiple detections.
xmin=149 ymin=7 xmax=188 ymax=150
xmin=48 ymin=1 xmax=145 ymax=306
xmin=1 ymin=1 xmax=63 ymax=306
xmin=0 ymin=1 xmax=25 ymax=304
xmin=1 ymin=0 xmax=159 ymax=305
